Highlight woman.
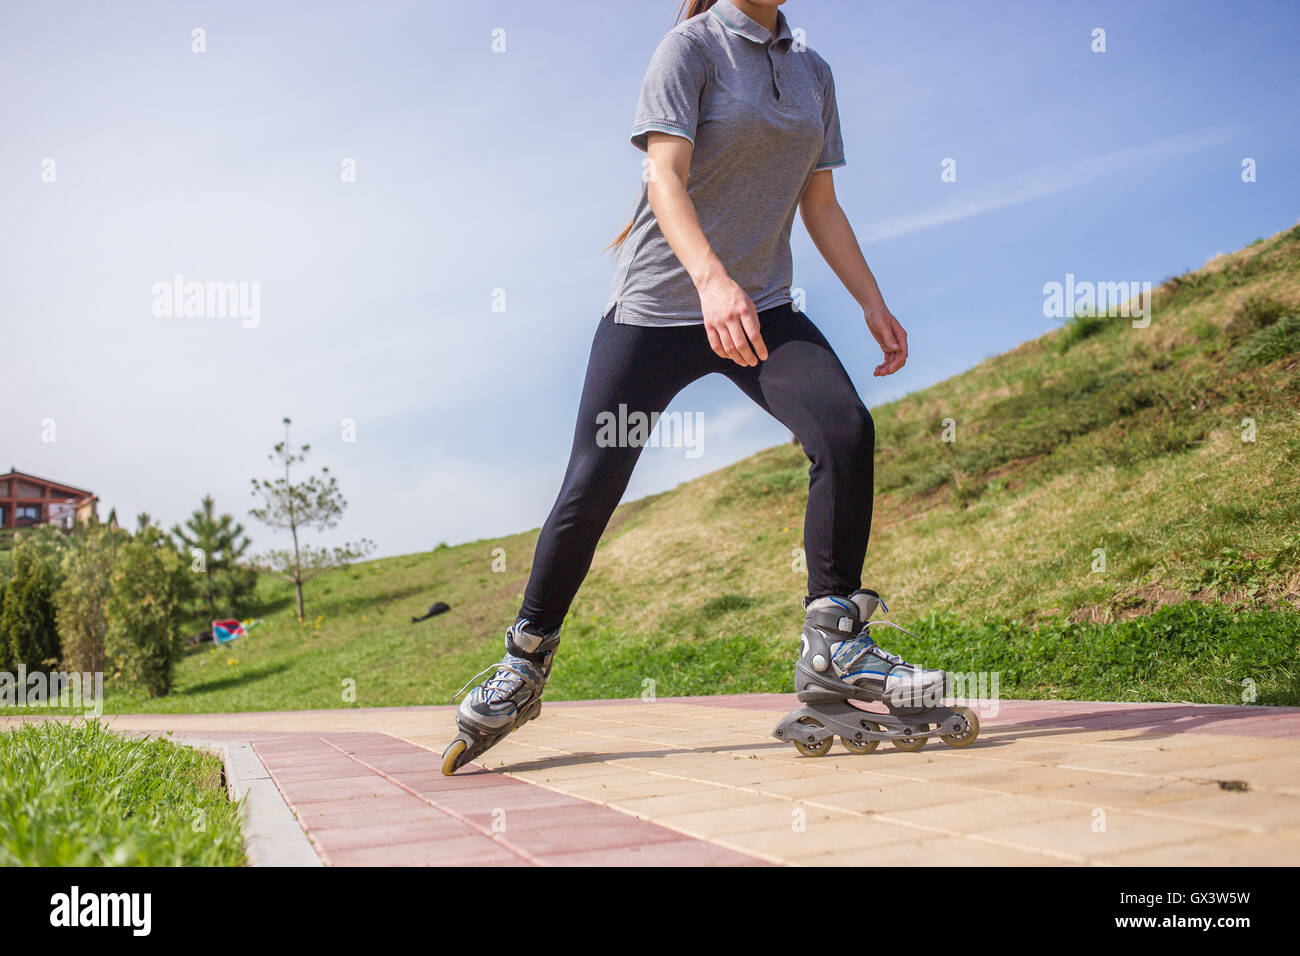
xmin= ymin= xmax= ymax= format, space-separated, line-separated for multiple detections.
xmin=442 ymin=0 xmax=951 ymax=774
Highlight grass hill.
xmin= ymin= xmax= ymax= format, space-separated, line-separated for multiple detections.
xmin=116 ymin=224 xmax=1300 ymax=713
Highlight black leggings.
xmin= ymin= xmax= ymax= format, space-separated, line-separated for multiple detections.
xmin=519 ymin=302 xmax=875 ymax=633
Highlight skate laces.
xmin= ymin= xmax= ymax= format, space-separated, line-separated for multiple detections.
xmin=449 ymin=621 xmax=553 ymax=705
xmin=839 ymin=620 xmax=929 ymax=672
xmin=481 ymin=656 xmax=534 ymax=703
xmin=449 ymin=662 xmax=498 ymax=703
xmin=449 ymin=656 xmax=534 ymax=704
xmin=835 ymin=637 xmax=902 ymax=673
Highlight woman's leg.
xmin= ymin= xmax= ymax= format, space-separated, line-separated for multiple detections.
xmin=444 ymin=314 xmax=713 ymax=774
xmin=518 ymin=312 xmax=714 ymax=631
xmin=724 ymin=304 xmax=875 ymax=601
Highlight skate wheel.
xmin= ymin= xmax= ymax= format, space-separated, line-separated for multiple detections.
xmin=792 ymin=716 xmax=833 ymax=757
xmin=441 ymin=738 xmax=467 ymax=776
xmin=841 ymin=721 xmax=882 ymax=755
xmin=940 ymin=705 xmax=980 ymax=748
xmin=892 ymin=727 xmax=928 ymax=752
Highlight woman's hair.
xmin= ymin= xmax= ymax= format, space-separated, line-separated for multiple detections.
xmin=676 ymin=0 xmax=720 ymax=21
xmin=606 ymin=0 xmax=721 ymax=252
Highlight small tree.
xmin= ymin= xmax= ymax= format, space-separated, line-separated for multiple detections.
xmin=249 ymin=418 xmax=373 ymax=620
xmin=57 ymin=519 xmax=126 ymax=675
xmin=105 ymin=522 xmax=190 ymax=697
xmin=0 ymin=530 xmax=65 ymax=671
xmin=172 ymin=495 xmax=257 ymax=621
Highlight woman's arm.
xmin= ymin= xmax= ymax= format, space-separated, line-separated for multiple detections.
xmin=644 ymin=131 xmax=767 ymax=366
xmin=799 ymin=170 xmax=908 ymax=377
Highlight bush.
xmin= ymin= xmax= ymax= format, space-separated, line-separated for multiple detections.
xmin=57 ymin=522 xmax=126 ymax=675
xmin=0 ymin=533 xmax=64 ymax=671
xmin=105 ymin=525 xmax=190 ymax=697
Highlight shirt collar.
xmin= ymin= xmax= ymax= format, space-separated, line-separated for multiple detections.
xmin=711 ymin=0 xmax=794 ymax=50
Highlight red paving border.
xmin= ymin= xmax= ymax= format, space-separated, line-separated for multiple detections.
xmin=252 ymin=732 xmax=767 ymax=867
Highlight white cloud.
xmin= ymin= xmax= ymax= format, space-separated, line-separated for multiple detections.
xmin=859 ymin=128 xmax=1238 ymax=243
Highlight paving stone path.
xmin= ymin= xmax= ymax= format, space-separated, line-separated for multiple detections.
xmin=9 ymin=696 xmax=1300 ymax=865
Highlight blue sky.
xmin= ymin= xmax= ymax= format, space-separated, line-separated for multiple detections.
xmin=3 ymin=0 xmax=1298 ymax=558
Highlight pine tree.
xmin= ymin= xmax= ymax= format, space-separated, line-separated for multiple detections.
xmin=171 ymin=496 xmax=256 ymax=621
xmin=249 ymin=418 xmax=373 ymax=620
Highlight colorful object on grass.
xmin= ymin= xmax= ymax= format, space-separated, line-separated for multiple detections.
xmin=211 ymin=619 xmax=262 ymax=644
xmin=211 ymin=620 xmax=245 ymax=644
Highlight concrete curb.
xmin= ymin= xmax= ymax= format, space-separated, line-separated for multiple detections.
xmin=220 ymin=739 xmax=323 ymax=867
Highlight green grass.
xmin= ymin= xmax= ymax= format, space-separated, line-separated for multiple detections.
xmin=553 ymin=602 xmax=1300 ymax=704
xmin=20 ymin=223 xmax=1300 ymax=715
xmin=886 ymin=603 xmax=1299 ymax=706
xmin=0 ymin=721 xmax=245 ymax=865
xmin=1235 ymin=313 xmax=1300 ymax=367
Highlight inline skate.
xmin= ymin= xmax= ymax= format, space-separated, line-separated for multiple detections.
xmin=441 ymin=618 xmax=560 ymax=775
xmin=772 ymin=590 xmax=979 ymax=756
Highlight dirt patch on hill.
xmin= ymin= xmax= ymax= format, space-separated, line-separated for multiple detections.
xmin=1069 ymin=586 xmax=1192 ymax=624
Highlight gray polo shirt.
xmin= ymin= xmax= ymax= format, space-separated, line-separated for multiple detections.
xmin=604 ymin=0 xmax=845 ymax=327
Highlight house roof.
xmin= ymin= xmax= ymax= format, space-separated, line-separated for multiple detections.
xmin=2 ymin=468 xmax=96 ymax=499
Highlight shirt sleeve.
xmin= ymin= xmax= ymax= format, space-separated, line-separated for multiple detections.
xmin=630 ymin=32 xmax=710 ymax=151
xmin=814 ymin=59 xmax=846 ymax=170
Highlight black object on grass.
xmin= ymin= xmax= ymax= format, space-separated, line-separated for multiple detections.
xmin=412 ymin=601 xmax=451 ymax=624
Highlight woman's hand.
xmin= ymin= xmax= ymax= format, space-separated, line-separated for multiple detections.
xmin=699 ymin=272 xmax=767 ymax=366
xmin=642 ymin=133 xmax=768 ymax=367
xmin=798 ymin=171 xmax=906 ymax=377
xmin=865 ymin=302 xmax=908 ymax=376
